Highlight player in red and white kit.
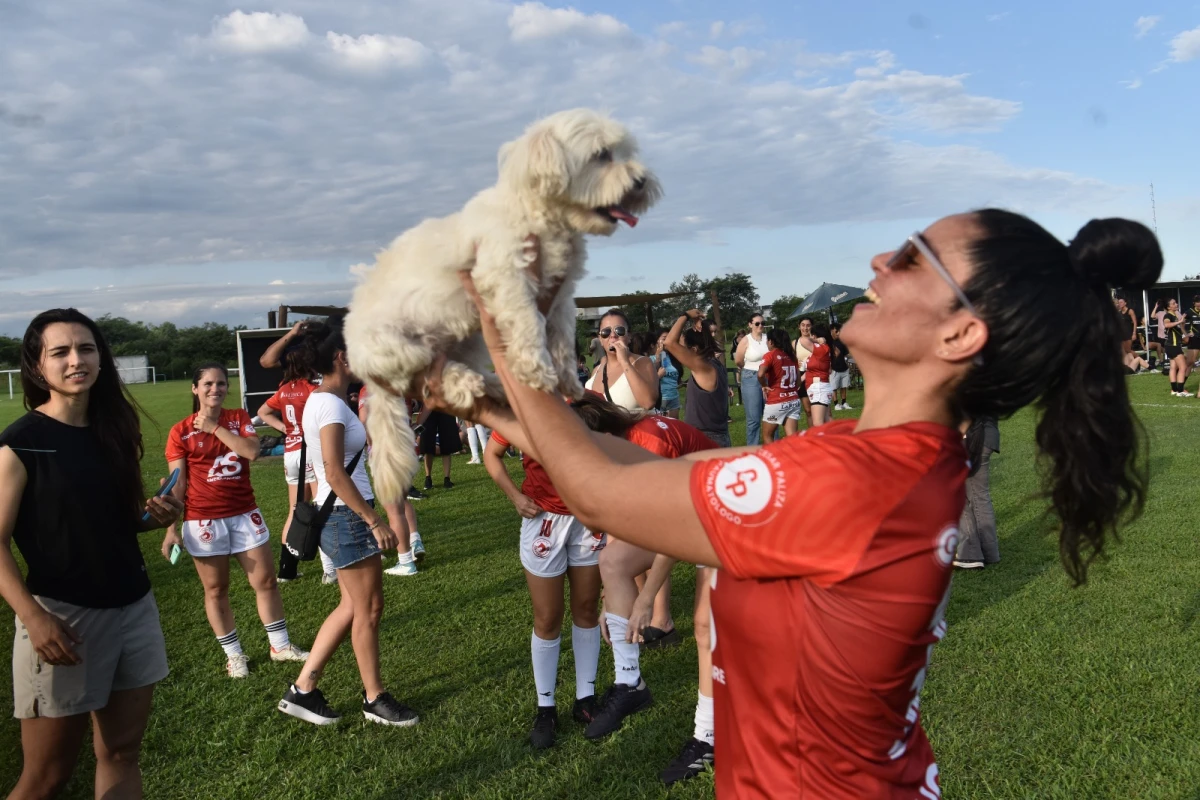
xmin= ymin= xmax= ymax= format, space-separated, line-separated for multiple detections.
xmin=162 ymin=364 xmax=309 ymax=678
xmin=434 ymin=210 xmax=1159 ymax=797
xmin=757 ymin=327 xmax=802 ymax=441
xmin=804 ymin=325 xmax=834 ymax=426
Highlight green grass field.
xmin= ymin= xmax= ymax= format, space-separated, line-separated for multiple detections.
xmin=2 ymin=374 xmax=1200 ymax=798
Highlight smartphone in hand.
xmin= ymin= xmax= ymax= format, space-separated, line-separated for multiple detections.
xmin=142 ymin=468 xmax=181 ymax=522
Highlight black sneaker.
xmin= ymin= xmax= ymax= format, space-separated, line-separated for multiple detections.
xmin=423 ymin=476 xmax=433 ymax=491
xmin=572 ymin=695 xmax=598 ymax=725
xmin=278 ymin=685 xmax=341 ymax=726
xmin=529 ymin=706 xmax=557 ymax=749
xmin=584 ymin=680 xmax=652 ymax=740
xmin=660 ymin=737 xmax=714 ymax=785
xmin=407 ymin=487 xmax=426 ymax=501
xmin=443 ymin=477 xmax=454 ymax=489
xmin=362 ymin=691 xmax=419 ymax=727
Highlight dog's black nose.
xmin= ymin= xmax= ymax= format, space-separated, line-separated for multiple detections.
xmin=633 ymin=177 xmax=645 ymax=190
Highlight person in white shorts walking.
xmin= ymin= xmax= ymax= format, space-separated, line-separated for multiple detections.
xmin=161 ymin=363 xmax=310 ymax=678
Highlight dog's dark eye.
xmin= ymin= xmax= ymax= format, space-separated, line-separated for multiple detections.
xmin=594 ymin=149 xmax=612 ymax=162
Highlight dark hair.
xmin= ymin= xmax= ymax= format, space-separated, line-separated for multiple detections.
xmin=600 ymin=308 xmax=631 ymax=330
xmin=190 ymin=362 xmax=229 ymax=414
xmin=281 ymin=341 xmax=316 ymax=383
xmin=20 ymin=309 xmax=147 ymax=515
xmin=297 ymin=316 xmax=347 ymax=375
xmin=683 ymin=327 xmax=721 ymax=360
xmin=958 ymin=210 xmax=1162 ymax=585
xmin=570 ymin=393 xmax=645 ymax=437
xmin=811 ymin=324 xmax=831 ymax=342
xmin=830 ymin=322 xmax=842 ymax=332
xmin=1193 ymin=295 xmax=1200 ymax=305
xmin=797 ymin=317 xmax=813 ymax=329
xmin=628 ymin=331 xmax=653 ymax=357
xmin=767 ymin=327 xmax=797 ymax=360
xmin=748 ymin=312 xmax=764 ymax=323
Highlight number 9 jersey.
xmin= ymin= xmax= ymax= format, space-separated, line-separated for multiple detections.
xmin=166 ymin=408 xmax=260 ymax=521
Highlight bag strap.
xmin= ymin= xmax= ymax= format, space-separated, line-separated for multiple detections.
xmin=294 ymin=434 xmax=307 ymax=510
xmin=317 ymin=448 xmax=365 ymax=515
xmin=601 ymin=361 xmax=614 ymax=403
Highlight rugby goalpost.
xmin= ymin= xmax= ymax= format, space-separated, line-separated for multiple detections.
xmin=2 ymin=365 xmax=159 ymax=400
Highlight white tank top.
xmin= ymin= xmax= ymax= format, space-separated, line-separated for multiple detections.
xmin=743 ymin=332 xmax=769 ymax=371
xmin=586 ymin=359 xmax=644 ymax=410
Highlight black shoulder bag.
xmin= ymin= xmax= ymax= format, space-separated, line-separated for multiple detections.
xmin=285 ymin=436 xmax=365 ymax=561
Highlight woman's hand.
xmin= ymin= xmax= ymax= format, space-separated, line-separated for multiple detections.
xmin=371 ymin=519 xmax=399 ymax=553
xmin=24 ymin=608 xmax=83 ymax=666
xmin=144 ymin=480 xmax=184 ymax=529
xmin=161 ymin=527 xmax=182 ymax=560
xmin=193 ymin=414 xmax=218 ymax=434
xmin=513 ymin=494 xmax=541 ymax=519
xmin=626 ymin=594 xmax=654 ymax=643
xmin=610 ymin=338 xmax=633 ymax=367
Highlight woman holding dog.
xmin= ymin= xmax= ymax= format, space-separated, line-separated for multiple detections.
xmin=584 ymin=309 xmax=659 ymax=411
xmin=427 ymin=210 xmax=1160 ymax=797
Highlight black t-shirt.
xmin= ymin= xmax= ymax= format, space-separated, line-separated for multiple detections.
xmin=0 ymin=411 xmax=150 ymax=608
xmin=829 ymin=340 xmax=850 ymax=372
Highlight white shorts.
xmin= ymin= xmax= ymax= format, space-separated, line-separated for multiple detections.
xmin=520 ymin=511 xmax=606 ymax=578
xmin=807 ymin=379 xmax=833 ymax=407
xmin=182 ymin=509 xmax=270 ymax=557
xmin=283 ymin=449 xmax=316 ymax=486
xmin=830 ymin=370 xmax=851 ymax=390
xmin=763 ymin=400 xmax=802 ymax=424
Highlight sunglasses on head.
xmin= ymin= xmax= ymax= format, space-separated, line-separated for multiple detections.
xmin=599 ymin=326 xmax=627 ymax=339
xmin=886 ymin=233 xmax=980 ymax=318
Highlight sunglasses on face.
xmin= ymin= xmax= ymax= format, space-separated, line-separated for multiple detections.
xmin=599 ymin=326 xmax=627 ymax=339
xmin=886 ymin=233 xmax=981 ymax=318
xmin=751 ymin=321 xmax=763 ymax=327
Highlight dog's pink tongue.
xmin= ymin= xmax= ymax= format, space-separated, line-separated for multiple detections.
xmin=607 ymin=207 xmax=639 ymax=227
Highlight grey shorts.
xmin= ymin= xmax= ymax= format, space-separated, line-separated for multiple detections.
xmin=12 ymin=592 xmax=169 ymax=719
xmin=829 ymin=370 xmax=851 ymax=390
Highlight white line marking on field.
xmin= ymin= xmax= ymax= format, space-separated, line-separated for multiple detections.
xmin=1133 ymin=403 xmax=1200 ymax=409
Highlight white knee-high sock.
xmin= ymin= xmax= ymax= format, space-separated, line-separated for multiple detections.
xmin=264 ymin=619 xmax=290 ymax=650
xmin=694 ymin=691 xmax=715 ymax=745
xmin=572 ymin=624 xmax=601 ymax=699
xmin=319 ymin=548 xmax=335 ymax=576
xmin=604 ymin=613 xmax=641 ymax=686
xmin=532 ymin=633 xmax=561 ymax=707
xmin=216 ymin=629 xmax=243 ymax=658
xmin=474 ymin=424 xmax=489 ymax=446
xmin=467 ymin=427 xmax=482 ymax=459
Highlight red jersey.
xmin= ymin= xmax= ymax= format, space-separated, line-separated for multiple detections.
xmin=760 ymin=349 xmax=800 ymax=404
xmin=265 ymin=379 xmax=317 ymax=452
xmin=625 ymin=415 xmax=718 ymax=458
xmin=689 ymin=420 xmax=966 ymax=798
xmin=166 ymin=408 xmax=260 ymax=521
xmin=805 ymin=342 xmax=831 ymax=387
xmin=490 ymin=431 xmax=570 ymax=515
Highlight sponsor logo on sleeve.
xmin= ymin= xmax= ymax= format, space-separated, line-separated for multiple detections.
xmin=704 ymin=452 xmax=787 ymax=527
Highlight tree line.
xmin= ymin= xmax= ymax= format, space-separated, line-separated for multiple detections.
xmin=0 ymin=317 xmax=242 ymax=379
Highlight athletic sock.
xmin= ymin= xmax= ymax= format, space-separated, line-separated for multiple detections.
xmin=694 ymin=691 xmax=715 ymax=746
xmin=217 ymin=629 xmax=244 ymax=658
xmin=265 ymin=619 xmax=290 ymax=651
xmin=395 ymin=549 xmax=414 ymax=565
xmin=291 ymin=683 xmax=310 ymax=695
xmin=531 ymin=632 xmax=561 ymax=707
xmin=467 ymin=427 xmax=482 ymax=459
xmin=409 ymin=530 xmax=421 ymax=545
xmin=604 ymin=613 xmax=641 ymax=686
xmin=572 ymin=624 xmax=601 ymax=699
xmin=318 ymin=548 xmax=335 ymax=576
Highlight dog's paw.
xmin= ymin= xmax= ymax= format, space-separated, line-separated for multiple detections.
xmin=442 ymin=362 xmax=488 ymax=409
xmin=507 ymin=350 xmax=559 ymax=392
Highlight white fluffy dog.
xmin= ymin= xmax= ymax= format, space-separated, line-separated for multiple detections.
xmin=344 ymin=108 xmax=661 ymax=502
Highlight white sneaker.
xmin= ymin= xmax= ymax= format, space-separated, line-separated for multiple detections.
xmin=842 ymin=402 xmax=854 ymax=410
xmin=321 ymin=572 xmax=338 ymax=585
xmin=466 ymin=458 xmax=482 ymax=465
xmin=952 ymin=560 xmax=985 ymax=569
xmin=1181 ymin=391 xmax=1195 ymax=398
xmin=226 ymin=654 xmax=250 ymax=678
xmin=270 ymin=643 xmax=310 ymax=663
xmin=385 ymin=560 xmax=419 ymax=577
xmin=278 ymin=572 xmax=302 ymax=584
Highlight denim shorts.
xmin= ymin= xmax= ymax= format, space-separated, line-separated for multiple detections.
xmin=660 ymin=395 xmax=681 ymax=412
xmin=702 ymin=430 xmax=732 ymax=448
xmin=320 ymin=501 xmax=381 ymax=570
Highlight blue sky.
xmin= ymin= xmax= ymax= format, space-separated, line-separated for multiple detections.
xmin=1 ymin=0 xmax=1197 ymax=335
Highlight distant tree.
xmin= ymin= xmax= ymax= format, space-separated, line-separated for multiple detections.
xmin=707 ymin=272 xmax=760 ymax=331
xmin=0 ymin=335 xmax=20 ymax=370
xmin=766 ymin=294 xmax=806 ymax=327
xmin=659 ymin=274 xmax=707 ymax=321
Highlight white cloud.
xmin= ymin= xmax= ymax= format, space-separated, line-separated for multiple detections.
xmin=656 ymin=21 xmax=687 ymax=37
xmin=1169 ymin=25 xmax=1200 ymax=61
xmin=1120 ymin=78 xmax=1143 ymax=89
xmin=207 ymin=11 xmax=310 ymax=53
xmin=325 ymin=32 xmax=429 ymax=70
xmin=508 ymin=2 xmax=629 ymax=41
xmin=1135 ymin=15 xmax=1161 ymax=39
xmin=687 ymin=45 xmax=765 ymax=74
xmin=986 ymin=12 xmax=1010 ymax=23
xmin=709 ymin=21 xmax=725 ymax=39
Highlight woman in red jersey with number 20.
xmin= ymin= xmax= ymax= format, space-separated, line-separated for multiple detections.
xmin=424 ymin=210 xmax=1161 ymax=798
